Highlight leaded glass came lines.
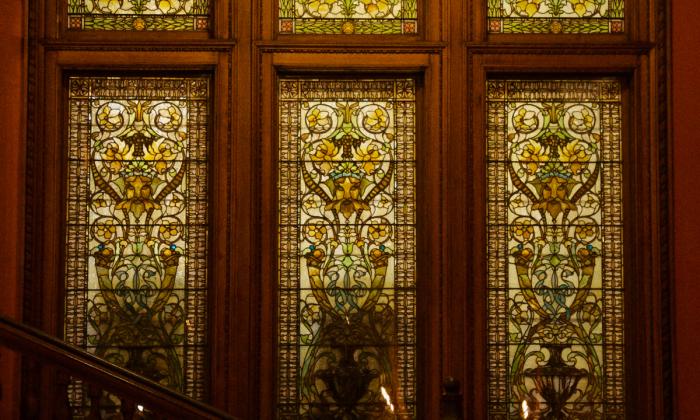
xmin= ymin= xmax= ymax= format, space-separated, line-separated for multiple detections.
xmin=65 ymin=76 xmax=209 ymax=415
xmin=67 ymin=0 xmax=209 ymax=31
xmin=487 ymin=0 xmax=624 ymax=33
xmin=279 ymin=0 xmax=417 ymax=34
xmin=486 ymin=79 xmax=625 ymax=419
xmin=278 ymin=78 xmax=417 ymax=417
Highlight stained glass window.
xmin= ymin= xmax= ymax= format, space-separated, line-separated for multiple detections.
xmin=67 ymin=0 xmax=209 ymax=31
xmin=278 ymin=0 xmax=417 ymax=34
xmin=487 ymin=0 xmax=624 ymax=34
xmin=278 ymin=78 xmax=417 ymax=417
xmin=486 ymin=79 xmax=624 ymax=418
xmin=64 ymin=76 xmax=209 ymax=413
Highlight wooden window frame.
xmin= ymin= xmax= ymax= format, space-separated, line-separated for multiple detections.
xmin=256 ymin=49 xmax=444 ymax=419
xmin=21 ymin=49 xmax=243 ymax=415
xmin=461 ymin=51 xmax=667 ymax=419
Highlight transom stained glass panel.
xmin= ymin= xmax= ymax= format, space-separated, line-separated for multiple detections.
xmin=486 ymin=79 xmax=625 ymax=418
xmin=65 ymin=76 xmax=209 ymax=413
xmin=279 ymin=0 xmax=417 ymax=34
xmin=68 ymin=0 xmax=209 ymax=31
xmin=488 ymin=0 xmax=624 ymax=34
xmin=278 ymin=78 xmax=417 ymax=418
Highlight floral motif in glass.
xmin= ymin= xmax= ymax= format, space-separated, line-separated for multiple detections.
xmin=488 ymin=0 xmax=624 ymax=33
xmin=486 ymin=79 xmax=625 ymax=418
xmin=68 ymin=0 xmax=209 ymax=31
xmin=278 ymin=78 xmax=417 ymax=417
xmin=279 ymin=0 xmax=417 ymax=34
xmin=65 ymin=76 xmax=209 ymax=414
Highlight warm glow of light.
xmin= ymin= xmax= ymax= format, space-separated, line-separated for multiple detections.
xmin=380 ymin=386 xmax=395 ymax=413
xmin=521 ymin=400 xmax=529 ymax=419
xmin=137 ymin=405 xmax=144 ymax=412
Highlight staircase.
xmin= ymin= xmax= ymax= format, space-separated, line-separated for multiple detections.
xmin=0 ymin=315 xmax=236 ymax=419
xmin=1 ymin=315 xmax=466 ymax=418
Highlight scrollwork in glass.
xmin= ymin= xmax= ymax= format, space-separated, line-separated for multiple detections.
xmin=486 ymin=79 xmax=625 ymax=419
xmin=278 ymin=78 xmax=417 ymax=418
xmin=65 ymin=76 xmax=209 ymax=414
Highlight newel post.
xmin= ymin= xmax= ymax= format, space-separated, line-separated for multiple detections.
xmin=441 ymin=376 xmax=463 ymax=420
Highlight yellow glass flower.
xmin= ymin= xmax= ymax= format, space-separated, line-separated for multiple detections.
xmin=159 ymin=222 xmax=180 ymax=240
xmin=514 ymin=0 xmax=543 ymax=17
xmin=101 ymin=144 xmax=125 ymax=174
xmin=306 ymin=225 xmax=327 ymax=241
xmin=311 ymin=139 xmax=340 ymax=174
xmin=368 ymin=225 xmax=388 ymax=240
xmin=157 ymin=0 xmax=180 ymax=13
xmin=511 ymin=222 xmax=535 ymax=241
xmin=155 ymin=105 xmax=182 ymax=131
xmin=569 ymin=0 xmax=596 ymax=17
xmin=94 ymin=220 xmax=117 ymax=241
xmin=568 ymin=108 xmax=595 ymax=133
xmin=306 ymin=107 xmax=331 ymax=133
xmin=307 ymin=0 xmax=336 ymax=17
xmin=96 ymin=0 xmax=122 ymax=13
xmin=575 ymin=224 xmax=596 ymax=240
xmin=355 ymin=143 xmax=381 ymax=174
xmin=363 ymin=108 xmax=389 ymax=133
xmin=520 ymin=140 xmax=549 ymax=174
xmin=377 ymin=194 xmax=392 ymax=208
xmin=97 ymin=103 xmax=124 ymax=131
xmin=146 ymin=142 xmax=177 ymax=174
xmin=559 ymin=140 xmax=590 ymax=175
xmin=513 ymin=107 xmax=539 ymax=133
xmin=360 ymin=0 xmax=391 ymax=18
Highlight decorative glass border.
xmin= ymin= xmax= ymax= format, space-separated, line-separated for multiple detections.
xmin=487 ymin=0 xmax=624 ymax=34
xmin=67 ymin=0 xmax=209 ymax=31
xmin=278 ymin=0 xmax=418 ymax=34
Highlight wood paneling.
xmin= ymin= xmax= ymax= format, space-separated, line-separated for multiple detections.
xmin=0 ymin=0 xmax=24 ymax=418
xmin=672 ymin=0 xmax=700 ymax=418
xmin=8 ymin=0 xmax=675 ymax=418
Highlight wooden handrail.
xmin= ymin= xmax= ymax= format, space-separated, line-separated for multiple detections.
xmin=0 ymin=314 xmax=237 ymax=419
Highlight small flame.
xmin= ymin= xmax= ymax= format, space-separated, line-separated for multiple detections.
xmin=521 ymin=400 xmax=529 ymax=419
xmin=137 ymin=404 xmax=144 ymax=412
xmin=380 ymin=386 xmax=395 ymax=413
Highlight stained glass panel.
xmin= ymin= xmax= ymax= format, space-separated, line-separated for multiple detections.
xmin=278 ymin=78 xmax=417 ymax=418
xmin=65 ymin=76 xmax=209 ymax=413
xmin=278 ymin=0 xmax=417 ymax=34
xmin=487 ymin=0 xmax=624 ymax=34
xmin=67 ymin=0 xmax=209 ymax=31
xmin=486 ymin=79 xmax=625 ymax=418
